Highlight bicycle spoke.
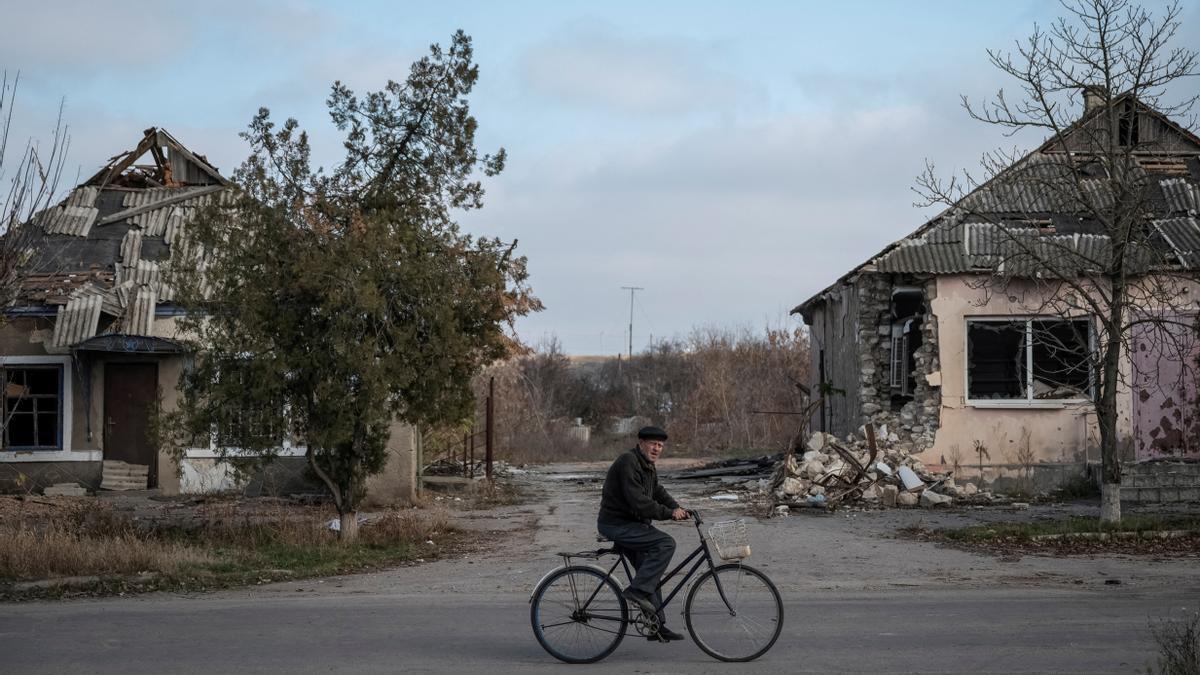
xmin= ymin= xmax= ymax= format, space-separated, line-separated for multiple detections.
xmin=685 ymin=565 xmax=782 ymax=662
xmin=532 ymin=567 xmax=628 ymax=664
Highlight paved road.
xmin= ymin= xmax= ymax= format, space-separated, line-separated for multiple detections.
xmin=3 ymin=463 xmax=1198 ymax=673
xmin=0 ymin=588 xmax=1183 ymax=673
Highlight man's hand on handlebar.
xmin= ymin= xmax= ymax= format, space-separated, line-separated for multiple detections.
xmin=671 ymin=508 xmax=689 ymax=521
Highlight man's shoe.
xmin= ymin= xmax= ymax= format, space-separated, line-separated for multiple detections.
xmin=648 ymin=626 xmax=686 ymax=642
xmin=622 ymin=588 xmax=656 ymax=616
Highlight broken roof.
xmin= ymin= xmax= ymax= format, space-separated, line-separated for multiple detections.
xmin=794 ymin=94 xmax=1200 ymax=318
xmin=12 ymin=127 xmax=232 ymax=349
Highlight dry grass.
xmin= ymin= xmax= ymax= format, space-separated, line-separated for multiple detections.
xmin=0 ymin=496 xmax=458 ymax=593
xmin=0 ymin=523 xmax=215 ymax=581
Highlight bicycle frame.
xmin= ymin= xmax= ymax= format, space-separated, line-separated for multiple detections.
xmin=568 ymin=510 xmax=738 ymax=622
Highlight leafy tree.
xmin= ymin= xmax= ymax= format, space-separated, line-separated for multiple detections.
xmin=172 ymin=31 xmax=537 ymax=539
xmin=916 ymin=0 xmax=1199 ymax=522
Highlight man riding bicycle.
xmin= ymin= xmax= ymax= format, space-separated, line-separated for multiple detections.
xmin=597 ymin=425 xmax=688 ymax=642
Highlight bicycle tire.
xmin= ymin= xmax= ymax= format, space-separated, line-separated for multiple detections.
xmin=684 ymin=562 xmax=783 ymax=662
xmin=530 ymin=565 xmax=629 ymax=664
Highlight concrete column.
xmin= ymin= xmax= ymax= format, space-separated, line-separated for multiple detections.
xmin=363 ymin=419 xmax=419 ymax=507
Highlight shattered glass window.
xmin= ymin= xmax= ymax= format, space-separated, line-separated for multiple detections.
xmin=1031 ymin=319 xmax=1092 ymax=399
xmin=967 ymin=318 xmax=1093 ymax=402
xmin=3 ymin=366 xmax=63 ymax=449
xmin=967 ymin=321 xmax=1026 ymax=399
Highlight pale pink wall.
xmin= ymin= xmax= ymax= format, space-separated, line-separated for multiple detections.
xmin=927 ymin=275 xmax=1111 ymax=466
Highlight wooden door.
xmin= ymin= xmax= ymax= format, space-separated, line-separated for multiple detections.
xmin=104 ymin=363 xmax=158 ymax=477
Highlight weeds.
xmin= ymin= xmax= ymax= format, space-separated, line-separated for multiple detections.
xmin=1148 ymin=611 xmax=1200 ymax=674
xmin=0 ymin=496 xmax=459 ymax=595
xmin=941 ymin=515 xmax=1200 ymax=542
xmin=0 ymin=522 xmax=214 ymax=581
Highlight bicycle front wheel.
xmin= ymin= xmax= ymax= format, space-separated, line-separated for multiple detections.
xmin=530 ymin=566 xmax=628 ymax=664
xmin=684 ymin=563 xmax=783 ymax=662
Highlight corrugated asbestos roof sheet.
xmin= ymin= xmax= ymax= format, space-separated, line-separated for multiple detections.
xmin=864 ymin=157 xmax=1200 ymax=278
xmin=1161 ymin=177 xmax=1200 ymax=214
xmin=35 ymin=186 xmax=100 ymax=236
xmin=51 ymin=293 xmax=103 ymax=348
xmin=17 ymin=138 xmax=232 ymax=348
xmin=1154 ymin=217 xmax=1200 ymax=268
xmin=876 ymin=242 xmax=971 ymax=273
xmin=126 ymin=286 xmax=157 ymax=336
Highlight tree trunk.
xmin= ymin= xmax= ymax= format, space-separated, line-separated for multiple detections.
xmin=1096 ymin=292 xmax=1124 ymax=524
xmin=1100 ymin=483 xmax=1121 ymax=523
xmin=338 ymin=510 xmax=360 ymax=541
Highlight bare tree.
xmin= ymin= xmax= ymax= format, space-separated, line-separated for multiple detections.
xmin=0 ymin=72 xmax=70 ymax=309
xmin=916 ymin=0 xmax=1199 ymax=522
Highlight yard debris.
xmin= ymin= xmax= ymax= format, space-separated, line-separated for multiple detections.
xmin=766 ymin=427 xmax=997 ymax=511
xmin=42 ymin=483 xmax=90 ymax=497
xmin=674 ymin=454 xmax=780 ymax=480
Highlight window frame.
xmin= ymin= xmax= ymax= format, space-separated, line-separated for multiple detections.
xmin=0 ymin=355 xmax=80 ymax=458
xmin=965 ymin=316 xmax=1094 ymax=408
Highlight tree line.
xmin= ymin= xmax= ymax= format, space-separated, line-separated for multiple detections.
xmin=453 ymin=326 xmax=811 ymax=463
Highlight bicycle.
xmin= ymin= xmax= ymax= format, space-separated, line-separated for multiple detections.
xmin=529 ymin=509 xmax=783 ymax=664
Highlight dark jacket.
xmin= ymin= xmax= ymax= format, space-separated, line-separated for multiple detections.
xmin=598 ymin=447 xmax=680 ymax=525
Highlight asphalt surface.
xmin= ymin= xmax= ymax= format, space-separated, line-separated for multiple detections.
xmin=3 ymin=462 xmax=1198 ymax=673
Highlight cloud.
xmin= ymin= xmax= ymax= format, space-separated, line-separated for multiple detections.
xmin=517 ymin=20 xmax=759 ymax=116
xmin=0 ymin=0 xmax=333 ymax=77
xmin=463 ymin=96 xmax=1003 ymax=354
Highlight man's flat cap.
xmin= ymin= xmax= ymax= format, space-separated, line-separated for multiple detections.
xmin=637 ymin=426 xmax=669 ymax=441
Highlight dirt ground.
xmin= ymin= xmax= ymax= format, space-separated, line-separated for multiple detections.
xmin=8 ymin=457 xmax=1199 ymax=596
xmin=216 ymin=459 xmax=1200 ymax=601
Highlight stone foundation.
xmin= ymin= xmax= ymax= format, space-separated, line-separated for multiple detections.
xmin=0 ymin=461 xmax=102 ymax=493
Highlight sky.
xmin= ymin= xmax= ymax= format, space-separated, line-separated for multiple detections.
xmin=1 ymin=0 xmax=1197 ymax=354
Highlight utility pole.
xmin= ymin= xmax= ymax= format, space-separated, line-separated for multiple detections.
xmin=620 ymin=286 xmax=643 ymax=359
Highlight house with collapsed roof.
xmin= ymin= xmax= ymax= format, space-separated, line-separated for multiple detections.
xmin=0 ymin=128 xmax=420 ymax=498
xmin=793 ymin=92 xmax=1200 ymax=496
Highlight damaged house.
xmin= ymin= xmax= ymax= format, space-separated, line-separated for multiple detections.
xmin=0 ymin=128 xmax=420 ymax=498
xmin=794 ymin=92 xmax=1200 ymax=493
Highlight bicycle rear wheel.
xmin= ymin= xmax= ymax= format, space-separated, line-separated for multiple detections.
xmin=530 ymin=566 xmax=628 ymax=664
xmin=684 ymin=563 xmax=783 ymax=662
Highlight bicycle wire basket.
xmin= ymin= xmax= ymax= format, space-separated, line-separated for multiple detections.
xmin=708 ymin=519 xmax=752 ymax=561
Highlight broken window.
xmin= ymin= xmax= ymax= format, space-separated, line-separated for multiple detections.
xmin=1030 ymin=319 xmax=1092 ymax=398
xmin=3 ymin=366 xmax=63 ymax=449
xmin=967 ymin=318 xmax=1092 ymax=402
xmin=889 ymin=317 xmax=923 ymax=397
xmin=890 ymin=288 xmax=924 ymax=398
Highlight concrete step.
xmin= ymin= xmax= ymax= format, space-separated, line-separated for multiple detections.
xmin=102 ymin=461 xmax=149 ymax=479
xmin=102 ymin=468 xmax=149 ymax=479
xmin=102 ymin=460 xmax=149 ymax=471
xmin=99 ymin=478 xmax=148 ymax=491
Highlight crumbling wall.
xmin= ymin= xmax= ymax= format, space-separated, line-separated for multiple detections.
xmin=854 ymin=273 xmax=942 ymax=453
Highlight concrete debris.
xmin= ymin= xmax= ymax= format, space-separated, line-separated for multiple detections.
xmin=767 ymin=428 xmax=997 ymax=512
xmin=919 ymin=490 xmax=952 ymax=507
xmin=42 ymin=483 xmax=89 ymax=497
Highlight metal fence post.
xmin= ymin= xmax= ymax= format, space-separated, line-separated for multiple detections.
xmin=486 ymin=376 xmax=494 ymax=481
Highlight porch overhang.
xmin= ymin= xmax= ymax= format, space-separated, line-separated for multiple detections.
xmin=71 ymin=334 xmax=188 ymax=354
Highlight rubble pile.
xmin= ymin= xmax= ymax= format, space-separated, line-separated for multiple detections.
xmin=767 ymin=429 xmax=996 ymax=513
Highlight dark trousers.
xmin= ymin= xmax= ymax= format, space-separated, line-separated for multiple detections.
xmin=597 ymin=520 xmax=676 ymax=620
